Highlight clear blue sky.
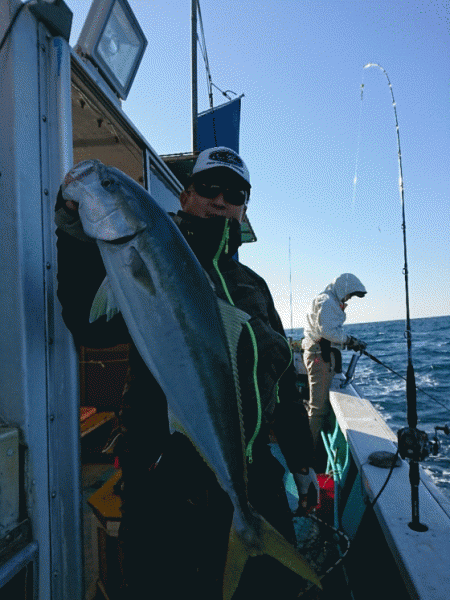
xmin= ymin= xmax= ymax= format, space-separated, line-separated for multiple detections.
xmin=66 ymin=0 xmax=449 ymax=328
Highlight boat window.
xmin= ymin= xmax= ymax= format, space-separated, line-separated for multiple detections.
xmin=71 ymin=74 xmax=145 ymax=185
xmin=145 ymin=152 xmax=182 ymax=214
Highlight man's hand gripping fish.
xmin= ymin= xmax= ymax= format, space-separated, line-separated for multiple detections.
xmin=62 ymin=160 xmax=322 ymax=599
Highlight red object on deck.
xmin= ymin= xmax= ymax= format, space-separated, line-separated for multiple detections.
xmin=80 ymin=406 xmax=97 ymax=422
xmin=315 ymin=474 xmax=335 ymax=522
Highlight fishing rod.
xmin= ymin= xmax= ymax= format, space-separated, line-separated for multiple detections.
xmin=363 ymin=64 xmax=428 ymax=532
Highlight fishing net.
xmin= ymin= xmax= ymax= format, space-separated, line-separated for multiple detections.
xmin=293 ymin=514 xmax=350 ymax=597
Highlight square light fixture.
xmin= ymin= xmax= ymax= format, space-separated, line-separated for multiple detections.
xmin=77 ymin=0 xmax=147 ymax=100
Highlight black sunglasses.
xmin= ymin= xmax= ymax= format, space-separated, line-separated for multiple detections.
xmin=192 ymin=179 xmax=249 ymax=206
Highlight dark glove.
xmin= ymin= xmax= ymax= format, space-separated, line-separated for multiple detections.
xmin=346 ymin=335 xmax=367 ymax=352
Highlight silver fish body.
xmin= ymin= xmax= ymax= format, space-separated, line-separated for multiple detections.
xmin=63 ymin=160 xmax=321 ymax=597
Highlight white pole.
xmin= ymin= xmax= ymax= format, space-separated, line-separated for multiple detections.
xmin=191 ymin=0 xmax=198 ymax=152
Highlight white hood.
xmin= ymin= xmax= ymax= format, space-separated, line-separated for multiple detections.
xmin=303 ymin=273 xmax=366 ymax=347
xmin=323 ymin=273 xmax=367 ymax=303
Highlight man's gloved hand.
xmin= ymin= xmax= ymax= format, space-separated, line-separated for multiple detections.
xmin=293 ymin=469 xmax=320 ymax=514
xmin=346 ymin=335 xmax=367 ymax=352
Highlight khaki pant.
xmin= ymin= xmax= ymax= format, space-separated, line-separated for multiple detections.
xmin=303 ymin=342 xmax=336 ymax=450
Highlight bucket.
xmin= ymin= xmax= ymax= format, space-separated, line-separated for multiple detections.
xmin=315 ymin=474 xmax=335 ymax=523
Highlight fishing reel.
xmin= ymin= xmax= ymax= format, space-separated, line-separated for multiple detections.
xmin=397 ymin=425 xmax=450 ymax=461
xmin=397 ymin=427 xmax=432 ymax=462
xmin=429 ymin=424 xmax=450 ymax=456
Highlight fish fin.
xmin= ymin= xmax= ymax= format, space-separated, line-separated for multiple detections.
xmin=222 ymin=513 xmax=322 ymax=599
xmin=223 ymin=523 xmax=250 ymax=600
xmin=259 ymin=515 xmax=322 ymax=589
xmin=89 ymin=276 xmax=120 ymax=323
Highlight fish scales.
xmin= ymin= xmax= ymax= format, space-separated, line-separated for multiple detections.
xmin=97 ymin=229 xmax=249 ymax=506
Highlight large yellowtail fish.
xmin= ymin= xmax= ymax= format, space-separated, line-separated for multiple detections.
xmin=62 ymin=160 xmax=322 ymax=598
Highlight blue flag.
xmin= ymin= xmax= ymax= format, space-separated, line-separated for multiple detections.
xmin=197 ymin=96 xmax=242 ymax=153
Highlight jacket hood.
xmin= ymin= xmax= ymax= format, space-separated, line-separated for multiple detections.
xmin=324 ymin=273 xmax=366 ymax=302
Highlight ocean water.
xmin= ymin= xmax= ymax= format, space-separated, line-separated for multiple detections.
xmin=286 ymin=315 xmax=450 ymax=500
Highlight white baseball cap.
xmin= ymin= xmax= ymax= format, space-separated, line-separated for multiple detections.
xmin=192 ymin=147 xmax=251 ymax=188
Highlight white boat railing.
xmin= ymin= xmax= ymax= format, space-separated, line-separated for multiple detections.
xmin=329 ymin=376 xmax=450 ymax=600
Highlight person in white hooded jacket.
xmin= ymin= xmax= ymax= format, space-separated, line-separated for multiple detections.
xmin=302 ymin=273 xmax=367 ymax=451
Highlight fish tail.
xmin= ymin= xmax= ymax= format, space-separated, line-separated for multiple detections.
xmin=222 ymin=513 xmax=322 ymax=600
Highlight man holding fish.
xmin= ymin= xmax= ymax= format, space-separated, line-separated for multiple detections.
xmin=55 ymin=147 xmax=321 ymax=599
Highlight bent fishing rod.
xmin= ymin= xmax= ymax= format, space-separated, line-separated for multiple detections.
xmin=362 ymin=64 xmax=428 ymax=532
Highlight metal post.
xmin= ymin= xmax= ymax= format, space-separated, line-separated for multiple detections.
xmin=191 ymin=0 xmax=198 ymax=152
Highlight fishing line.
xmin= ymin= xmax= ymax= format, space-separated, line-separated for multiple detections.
xmin=351 ymin=69 xmax=366 ymax=207
xmin=363 ymin=350 xmax=450 ymax=415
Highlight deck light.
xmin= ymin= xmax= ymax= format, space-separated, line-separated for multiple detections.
xmin=76 ymin=0 xmax=147 ymax=100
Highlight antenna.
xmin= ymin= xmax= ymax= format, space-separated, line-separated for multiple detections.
xmin=289 ymin=237 xmax=293 ymax=332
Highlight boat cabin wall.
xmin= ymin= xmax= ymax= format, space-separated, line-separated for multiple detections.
xmin=0 ymin=4 xmax=84 ymax=598
xmin=1 ymin=3 xmax=184 ymax=597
